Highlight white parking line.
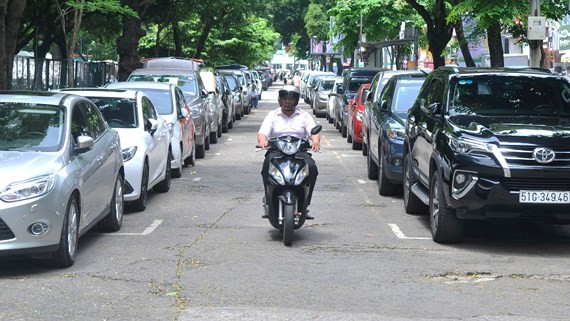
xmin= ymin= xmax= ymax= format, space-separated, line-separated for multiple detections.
xmin=357 ymin=179 xmax=366 ymax=184
xmin=193 ymin=177 xmax=202 ymax=182
xmin=388 ymin=223 xmax=431 ymax=240
xmin=113 ymin=220 xmax=163 ymax=236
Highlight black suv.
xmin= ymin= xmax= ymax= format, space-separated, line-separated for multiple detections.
xmin=404 ymin=67 xmax=570 ymax=243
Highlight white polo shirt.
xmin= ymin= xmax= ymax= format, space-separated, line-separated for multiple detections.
xmin=258 ymin=107 xmax=317 ymax=139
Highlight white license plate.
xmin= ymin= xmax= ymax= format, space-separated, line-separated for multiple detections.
xmin=519 ymin=190 xmax=570 ymax=204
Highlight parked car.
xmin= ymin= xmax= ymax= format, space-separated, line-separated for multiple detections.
xmin=326 ymin=76 xmax=344 ymax=124
xmin=339 ymin=68 xmax=386 ymax=138
xmin=250 ymin=70 xmax=263 ymax=99
xmin=363 ymin=70 xmax=411 ymax=157
xmin=215 ymin=73 xmax=235 ymax=132
xmin=305 ymin=71 xmax=333 ymax=105
xmin=127 ymin=67 xmax=210 ymax=157
xmin=217 ymin=70 xmax=244 ymax=120
xmin=346 ymin=83 xmax=371 ymax=150
xmin=0 ymin=91 xmax=124 ymax=267
xmin=236 ymin=70 xmax=252 ymax=115
xmin=200 ymin=71 xmax=224 ymax=143
xmin=366 ymin=72 xmax=427 ymax=196
xmin=404 ymin=67 xmax=570 ymax=243
xmin=312 ymin=75 xmax=337 ymax=117
xmin=59 ymin=88 xmax=172 ymax=212
xmin=106 ymin=81 xmax=197 ymax=171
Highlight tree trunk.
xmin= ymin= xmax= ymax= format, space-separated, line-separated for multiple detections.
xmin=117 ymin=0 xmax=147 ymax=81
xmin=486 ymin=21 xmax=504 ymax=67
xmin=194 ymin=18 xmax=213 ymax=59
xmin=0 ymin=0 xmax=27 ymax=90
xmin=454 ymin=19 xmax=475 ymax=67
xmin=172 ymin=21 xmax=182 ymax=57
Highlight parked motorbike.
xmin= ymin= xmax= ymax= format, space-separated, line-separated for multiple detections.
xmin=258 ymin=125 xmax=322 ymax=246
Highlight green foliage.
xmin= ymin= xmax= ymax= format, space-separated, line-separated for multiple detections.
xmin=305 ymin=3 xmax=329 ymax=40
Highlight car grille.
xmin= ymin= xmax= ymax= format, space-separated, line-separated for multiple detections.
xmin=503 ymin=178 xmax=570 ymax=191
xmin=500 ymin=145 xmax=570 ymax=167
xmin=0 ymin=218 xmax=15 ymax=241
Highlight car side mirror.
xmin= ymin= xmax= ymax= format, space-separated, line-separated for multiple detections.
xmin=337 ymin=87 xmax=344 ymax=95
xmin=428 ymin=102 xmax=443 ymax=115
xmin=180 ymin=107 xmax=190 ymax=119
xmin=310 ymin=125 xmax=322 ymax=135
xmin=146 ymin=118 xmax=158 ymax=134
xmin=380 ymin=100 xmax=389 ymax=112
xmin=75 ymin=135 xmax=94 ymax=153
xmin=201 ymin=89 xmax=208 ymax=98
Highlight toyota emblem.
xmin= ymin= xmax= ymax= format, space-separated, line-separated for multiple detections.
xmin=532 ymin=147 xmax=555 ymax=164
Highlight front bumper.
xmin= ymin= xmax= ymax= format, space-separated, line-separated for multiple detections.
xmin=443 ymin=161 xmax=570 ymax=222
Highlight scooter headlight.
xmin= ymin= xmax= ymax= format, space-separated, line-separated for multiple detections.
xmin=294 ymin=164 xmax=309 ymax=185
xmin=278 ymin=140 xmax=301 ymax=155
xmin=269 ymin=163 xmax=285 ymax=185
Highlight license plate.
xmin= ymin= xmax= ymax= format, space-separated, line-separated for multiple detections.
xmin=519 ymin=190 xmax=570 ymax=204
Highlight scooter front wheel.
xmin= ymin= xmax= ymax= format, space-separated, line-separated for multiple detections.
xmin=283 ymin=203 xmax=295 ymax=246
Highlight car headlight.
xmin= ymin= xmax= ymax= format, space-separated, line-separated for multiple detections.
xmin=386 ymin=128 xmax=405 ymax=140
xmin=0 ymin=174 xmax=56 ymax=202
xmin=448 ymin=135 xmax=493 ymax=154
xmin=122 ymin=146 xmax=137 ymax=162
xmin=269 ymin=163 xmax=285 ymax=185
xmin=294 ymin=165 xmax=309 ymax=185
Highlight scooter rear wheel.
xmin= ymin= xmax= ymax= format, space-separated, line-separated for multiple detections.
xmin=283 ymin=203 xmax=295 ymax=246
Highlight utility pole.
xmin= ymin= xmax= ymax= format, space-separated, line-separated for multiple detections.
xmin=529 ymin=0 xmax=542 ymax=67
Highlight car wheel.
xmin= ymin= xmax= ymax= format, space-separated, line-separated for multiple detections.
xmin=228 ymin=117 xmax=234 ymax=129
xmin=222 ymin=120 xmax=229 ymax=133
xmin=98 ymin=173 xmax=124 ymax=232
xmin=217 ymin=125 xmax=222 ymax=138
xmin=130 ymin=162 xmax=149 ymax=212
xmin=430 ymin=169 xmax=463 ymax=243
xmin=205 ymin=135 xmax=210 ymax=151
xmin=236 ymin=112 xmax=241 ymax=120
xmin=210 ymin=130 xmax=218 ymax=144
xmin=362 ymin=137 xmax=368 ymax=156
xmin=367 ymin=145 xmax=379 ymax=180
xmin=403 ymin=154 xmax=428 ymax=214
xmin=378 ymin=148 xmax=398 ymax=196
xmin=52 ymin=196 xmax=79 ymax=268
xmin=196 ymin=143 xmax=205 ymax=159
xmin=154 ymin=154 xmax=172 ymax=192
xmin=347 ymin=132 xmax=352 ymax=143
xmin=183 ymin=142 xmax=195 ymax=167
xmin=171 ymin=146 xmax=183 ymax=178
xmin=341 ymin=124 xmax=347 ymax=138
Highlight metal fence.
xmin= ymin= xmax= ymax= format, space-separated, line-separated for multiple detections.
xmin=12 ymin=56 xmax=118 ymax=90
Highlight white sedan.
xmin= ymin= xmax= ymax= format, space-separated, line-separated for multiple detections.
xmin=61 ymin=88 xmax=172 ymax=212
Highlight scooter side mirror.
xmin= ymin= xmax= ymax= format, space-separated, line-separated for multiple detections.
xmin=310 ymin=125 xmax=322 ymax=135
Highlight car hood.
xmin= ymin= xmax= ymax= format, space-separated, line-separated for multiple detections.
xmin=113 ymin=128 xmax=141 ymax=149
xmin=0 ymin=151 xmax=63 ymax=189
xmin=448 ymin=115 xmax=570 ymax=143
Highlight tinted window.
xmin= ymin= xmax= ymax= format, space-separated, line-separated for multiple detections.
xmin=133 ymin=89 xmax=173 ymax=115
xmin=130 ymin=74 xmax=197 ymax=99
xmin=88 ymin=97 xmax=138 ymax=128
xmin=392 ymin=79 xmax=424 ymax=114
xmin=81 ymin=102 xmax=107 ymax=139
xmin=348 ymin=76 xmax=373 ymax=93
xmin=319 ymin=80 xmax=335 ymax=91
xmin=224 ymin=75 xmax=239 ymax=90
xmin=449 ymin=76 xmax=570 ymax=116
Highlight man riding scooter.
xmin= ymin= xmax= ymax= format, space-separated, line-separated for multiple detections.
xmin=257 ymin=85 xmax=321 ymax=219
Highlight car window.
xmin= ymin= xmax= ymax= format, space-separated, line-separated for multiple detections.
xmin=360 ymin=89 xmax=370 ymax=104
xmin=138 ymin=89 xmax=174 ymax=115
xmin=81 ymin=102 xmax=107 ymax=139
xmin=71 ymin=103 xmax=91 ymax=140
xmin=175 ymin=87 xmax=187 ymax=117
xmin=89 ymin=97 xmax=138 ymax=128
xmin=392 ymin=79 xmax=424 ymax=114
xmin=0 ymin=104 xmax=64 ymax=152
xmin=320 ymin=80 xmax=335 ymax=91
xmin=224 ymin=75 xmax=239 ymax=91
xmin=142 ymin=96 xmax=157 ymax=123
xmin=449 ymin=75 xmax=570 ymax=116
xmin=130 ymin=74 xmax=198 ymax=99
xmin=349 ymin=76 xmax=373 ymax=93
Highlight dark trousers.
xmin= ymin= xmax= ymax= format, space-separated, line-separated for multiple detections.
xmin=261 ymin=150 xmax=318 ymax=205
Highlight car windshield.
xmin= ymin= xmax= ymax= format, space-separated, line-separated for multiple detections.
xmin=449 ymin=75 xmax=570 ymax=117
xmin=349 ymin=77 xmax=373 ymax=93
xmin=224 ymin=75 xmax=239 ymax=90
xmin=131 ymin=89 xmax=173 ymax=115
xmin=319 ymin=80 xmax=335 ymax=91
xmin=0 ymin=104 xmax=64 ymax=152
xmin=130 ymin=74 xmax=197 ymax=99
xmin=392 ymin=79 xmax=424 ymax=115
xmin=88 ymin=97 xmax=138 ymax=128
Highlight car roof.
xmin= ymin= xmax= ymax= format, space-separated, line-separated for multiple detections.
xmin=141 ymin=57 xmax=201 ymax=70
xmin=437 ymin=66 xmax=556 ymax=77
xmin=129 ymin=68 xmax=198 ymax=77
xmin=0 ymin=90 xmax=77 ymax=106
xmin=58 ymin=88 xmax=139 ymax=99
xmin=106 ymin=81 xmax=175 ymax=90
